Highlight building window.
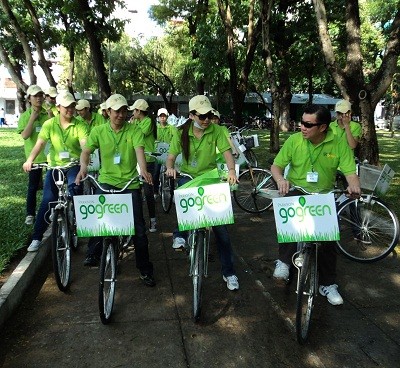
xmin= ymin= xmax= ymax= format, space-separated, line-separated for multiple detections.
xmin=5 ymin=100 xmax=15 ymax=114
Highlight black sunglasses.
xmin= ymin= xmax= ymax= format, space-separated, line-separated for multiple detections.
xmin=195 ymin=112 xmax=214 ymax=121
xmin=301 ymin=121 xmax=326 ymax=128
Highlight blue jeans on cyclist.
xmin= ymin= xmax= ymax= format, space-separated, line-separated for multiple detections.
xmin=85 ymin=186 xmax=153 ymax=277
xmin=31 ymin=165 xmax=82 ymax=242
xmin=172 ymin=176 xmax=236 ymax=278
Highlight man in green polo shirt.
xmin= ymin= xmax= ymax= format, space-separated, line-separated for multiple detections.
xmin=17 ymin=85 xmax=49 ymax=225
xmin=75 ymin=94 xmax=155 ymax=287
xmin=75 ymin=99 xmax=107 ymax=132
xmin=271 ymin=104 xmax=361 ymax=305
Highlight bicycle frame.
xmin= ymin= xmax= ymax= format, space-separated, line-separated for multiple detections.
xmin=188 ymin=228 xmax=210 ymax=278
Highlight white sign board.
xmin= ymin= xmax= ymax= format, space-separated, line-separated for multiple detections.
xmin=272 ymin=193 xmax=339 ymax=243
xmin=88 ymin=149 xmax=100 ymax=172
xmin=174 ymin=183 xmax=234 ymax=231
xmin=73 ymin=193 xmax=135 ymax=237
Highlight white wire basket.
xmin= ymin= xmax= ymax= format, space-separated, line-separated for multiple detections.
xmin=358 ymin=163 xmax=395 ymax=195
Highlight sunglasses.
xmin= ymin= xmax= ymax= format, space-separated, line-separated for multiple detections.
xmin=301 ymin=121 xmax=326 ymax=128
xmin=195 ymin=112 xmax=214 ymax=121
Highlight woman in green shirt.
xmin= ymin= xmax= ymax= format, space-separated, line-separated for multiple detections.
xmin=165 ymin=95 xmax=239 ymax=291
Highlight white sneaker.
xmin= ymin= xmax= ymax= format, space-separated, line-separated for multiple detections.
xmin=273 ymin=260 xmax=290 ymax=281
xmin=27 ymin=240 xmax=41 ymax=252
xmin=319 ymin=284 xmax=344 ymax=305
xmin=149 ymin=219 xmax=157 ymax=233
xmin=223 ymin=275 xmax=239 ymax=291
xmin=172 ymin=237 xmax=186 ymax=249
xmin=25 ymin=215 xmax=34 ymax=225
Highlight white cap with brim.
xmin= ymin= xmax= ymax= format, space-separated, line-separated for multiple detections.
xmin=100 ymin=102 xmax=107 ymax=110
xmin=157 ymin=108 xmax=169 ymax=116
xmin=189 ymin=95 xmax=213 ymax=114
xmin=212 ymin=110 xmax=220 ymax=118
xmin=129 ymin=99 xmax=149 ymax=111
xmin=46 ymin=86 xmax=58 ymax=97
xmin=76 ymin=99 xmax=91 ymax=110
xmin=106 ymin=94 xmax=128 ymax=110
xmin=56 ymin=92 xmax=76 ymax=107
xmin=26 ymin=85 xmax=43 ymax=97
xmin=335 ymin=100 xmax=352 ymax=113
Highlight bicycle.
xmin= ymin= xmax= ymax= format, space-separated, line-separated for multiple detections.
xmin=229 ymin=126 xmax=258 ymax=168
xmin=173 ymin=172 xmax=234 ymax=321
xmin=269 ymin=185 xmax=344 ymax=344
xmin=31 ymin=161 xmax=80 ymax=292
xmin=80 ymin=174 xmax=143 ymax=324
xmin=335 ymin=161 xmax=399 ymax=262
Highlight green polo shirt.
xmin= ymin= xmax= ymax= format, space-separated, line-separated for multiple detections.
xmin=39 ymin=115 xmax=88 ymax=166
xmin=330 ymin=120 xmax=362 ymax=143
xmin=17 ymin=107 xmax=48 ymax=163
xmin=132 ymin=116 xmax=156 ymax=163
xmin=86 ymin=123 xmax=145 ymax=189
xmin=273 ymin=129 xmax=356 ymax=193
xmin=76 ymin=112 xmax=107 ymax=133
xmin=169 ymin=123 xmax=230 ymax=178
xmin=157 ymin=124 xmax=176 ymax=144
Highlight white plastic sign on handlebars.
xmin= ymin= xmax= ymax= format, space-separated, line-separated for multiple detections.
xmin=272 ymin=193 xmax=339 ymax=243
xmin=174 ymin=183 xmax=234 ymax=231
xmin=73 ymin=194 xmax=135 ymax=237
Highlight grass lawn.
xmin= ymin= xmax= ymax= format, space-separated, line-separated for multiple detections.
xmin=0 ymin=127 xmax=399 ymax=275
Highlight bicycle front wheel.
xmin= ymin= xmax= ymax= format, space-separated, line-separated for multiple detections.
xmin=67 ymin=200 xmax=79 ymax=250
xmin=295 ymin=244 xmax=317 ymax=344
xmin=192 ymin=231 xmax=205 ymax=322
xmin=336 ymin=195 xmax=400 ymax=263
xmin=51 ymin=209 xmax=72 ymax=292
xmin=99 ymin=238 xmax=117 ymax=324
xmin=161 ymin=173 xmax=174 ymax=213
xmin=233 ymin=168 xmax=277 ymax=213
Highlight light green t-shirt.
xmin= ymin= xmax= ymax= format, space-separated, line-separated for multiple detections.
xmin=273 ymin=129 xmax=356 ymax=193
xmin=169 ymin=123 xmax=230 ymax=178
xmin=132 ymin=116 xmax=156 ymax=163
xmin=76 ymin=112 xmax=107 ymax=133
xmin=330 ymin=120 xmax=362 ymax=143
xmin=157 ymin=124 xmax=176 ymax=144
xmin=17 ymin=107 xmax=49 ymax=163
xmin=38 ymin=115 xmax=88 ymax=166
xmin=86 ymin=123 xmax=145 ymax=189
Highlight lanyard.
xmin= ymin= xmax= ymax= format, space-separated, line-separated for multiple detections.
xmin=307 ymin=141 xmax=323 ymax=171
xmin=57 ymin=121 xmax=72 ymax=148
xmin=110 ymin=123 xmax=126 ymax=153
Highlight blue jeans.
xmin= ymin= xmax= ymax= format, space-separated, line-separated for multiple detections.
xmin=87 ymin=186 xmax=153 ymax=276
xmin=26 ymin=168 xmax=43 ymax=217
xmin=173 ymin=177 xmax=236 ymax=277
xmin=32 ymin=165 xmax=81 ymax=241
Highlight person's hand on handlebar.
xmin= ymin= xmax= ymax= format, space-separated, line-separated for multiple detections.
xmin=277 ymin=178 xmax=290 ymax=196
xmin=75 ymin=168 xmax=87 ymax=185
xmin=166 ymin=167 xmax=177 ymax=179
xmin=141 ymin=170 xmax=153 ymax=185
xmin=22 ymin=160 xmax=33 ymax=173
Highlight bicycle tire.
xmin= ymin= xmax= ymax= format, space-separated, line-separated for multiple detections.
xmin=51 ymin=208 xmax=72 ymax=292
xmin=161 ymin=173 xmax=173 ymax=213
xmin=244 ymin=149 xmax=258 ymax=167
xmin=233 ymin=168 xmax=277 ymax=213
xmin=336 ymin=195 xmax=400 ymax=263
xmin=192 ymin=231 xmax=204 ymax=322
xmin=98 ymin=238 xmax=117 ymax=324
xmin=67 ymin=200 xmax=79 ymax=250
xmin=295 ymin=244 xmax=317 ymax=344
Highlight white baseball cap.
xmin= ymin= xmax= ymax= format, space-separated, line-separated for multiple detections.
xmin=106 ymin=94 xmax=128 ymax=110
xmin=335 ymin=100 xmax=352 ymax=113
xmin=189 ymin=95 xmax=213 ymax=114
xmin=26 ymin=85 xmax=44 ymax=97
xmin=75 ymin=99 xmax=91 ymax=110
xmin=45 ymin=86 xmax=58 ymax=97
xmin=129 ymin=99 xmax=149 ymax=111
xmin=56 ymin=92 xmax=76 ymax=107
xmin=157 ymin=108 xmax=169 ymax=116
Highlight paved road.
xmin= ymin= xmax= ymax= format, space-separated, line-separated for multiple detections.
xmin=1 ymin=201 xmax=399 ymax=367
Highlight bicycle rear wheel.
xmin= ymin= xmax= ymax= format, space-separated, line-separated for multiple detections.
xmin=233 ymin=168 xmax=277 ymax=213
xmin=336 ymin=195 xmax=399 ymax=263
xmin=99 ymin=238 xmax=117 ymax=324
xmin=295 ymin=245 xmax=317 ymax=344
xmin=161 ymin=172 xmax=174 ymax=213
xmin=191 ymin=231 xmax=205 ymax=322
xmin=51 ymin=208 xmax=71 ymax=292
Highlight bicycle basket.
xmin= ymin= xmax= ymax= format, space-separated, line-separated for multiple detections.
xmin=244 ymin=134 xmax=259 ymax=149
xmin=358 ymin=163 xmax=395 ymax=195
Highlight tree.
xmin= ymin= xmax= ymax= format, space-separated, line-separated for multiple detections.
xmin=312 ymin=0 xmax=400 ymax=164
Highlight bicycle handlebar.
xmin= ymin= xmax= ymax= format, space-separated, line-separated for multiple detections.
xmin=31 ymin=160 xmax=79 ymax=171
xmin=81 ymin=174 xmax=144 ymax=194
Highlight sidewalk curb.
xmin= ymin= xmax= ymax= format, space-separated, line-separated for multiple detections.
xmin=0 ymin=230 xmax=51 ymax=330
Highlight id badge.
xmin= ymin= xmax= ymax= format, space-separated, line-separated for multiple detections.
xmin=35 ymin=126 xmax=41 ymax=133
xmin=59 ymin=151 xmax=70 ymax=159
xmin=114 ymin=153 xmax=121 ymax=164
xmin=306 ymin=171 xmax=318 ymax=183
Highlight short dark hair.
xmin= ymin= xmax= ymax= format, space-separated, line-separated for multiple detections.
xmin=303 ymin=104 xmax=331 ymax=126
